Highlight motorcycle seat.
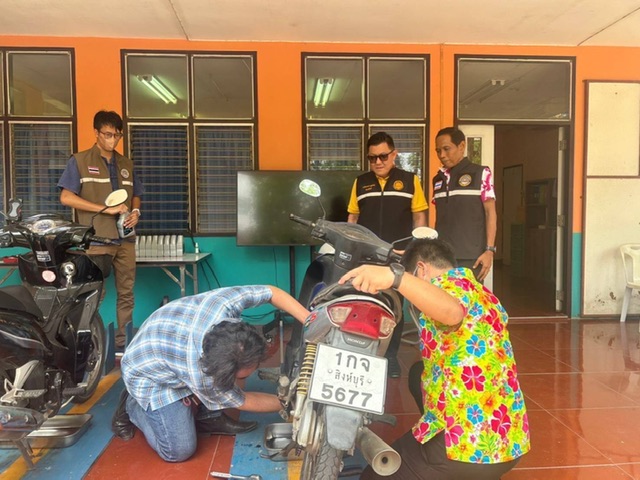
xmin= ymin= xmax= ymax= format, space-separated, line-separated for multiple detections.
xmin=310 ymin=282 xmax=397 ymax=312
xmin=0 ymin=286 xmax=43 ymax=319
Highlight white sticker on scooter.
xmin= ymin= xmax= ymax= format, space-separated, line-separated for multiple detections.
xmin=36 ymin=250 xmax=51 ymax=262
xmin=338 ymin=251 xmax=352 ymax=261
xmin=42 ymin=270 xmax=56 ymax=283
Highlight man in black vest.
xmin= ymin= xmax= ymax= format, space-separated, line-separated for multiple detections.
xmin=58 ymin=110 xmax=144 ymax=350
xmin=347 ymin=132 xmax=428 ymax=377
xmin=432 ymin=127 xmax=497 ymax=282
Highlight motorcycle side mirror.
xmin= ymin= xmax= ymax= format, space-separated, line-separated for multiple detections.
xmin=5 ymin=198 xmax=23 ymax=222
xmin=391 ymin=227 xmax=439 ymax=253
xmin=92 ymin=189 xmax=129 ymax=220
xmin=299 ymin=179 xmax=326 ymax=218
xmin=105 ymin=189 xmax=129 ymax=207
xmin=412 ymin=226 xmax=438 ymax=239
xmin=299 ymin=179 xmax=321 ymax=197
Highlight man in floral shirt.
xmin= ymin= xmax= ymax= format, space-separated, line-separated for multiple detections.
xmin=340 ymin=238 xmax=530 ymax=479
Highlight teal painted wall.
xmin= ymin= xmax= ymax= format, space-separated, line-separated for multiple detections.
xmin=571 ymin=232 xmax=582 ymax=318
xmin=1 ymin=239 xmax=315 ymax=327
xmin=3 ymin=232 xmax=587 ymax=322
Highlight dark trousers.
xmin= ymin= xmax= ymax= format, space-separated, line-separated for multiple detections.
xmin=361 ymin=431 xmax=521 ymax=480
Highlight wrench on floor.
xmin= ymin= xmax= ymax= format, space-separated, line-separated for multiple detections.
xmin=209 ymin=472 xmax=262 ymax=480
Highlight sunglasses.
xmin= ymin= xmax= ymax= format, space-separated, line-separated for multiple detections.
xmin=366 ymin=150 xmax=394 ymax=163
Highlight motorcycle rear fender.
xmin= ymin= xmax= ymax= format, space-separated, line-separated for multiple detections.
xmin=324 ymin=404 xmax=362 ymax=451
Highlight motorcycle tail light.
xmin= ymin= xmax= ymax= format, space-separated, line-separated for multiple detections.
xmin=327 ymin=302 xmax=395 ymax=339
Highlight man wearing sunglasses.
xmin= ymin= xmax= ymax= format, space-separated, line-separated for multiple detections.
xmin=58 ymin=110 xmax=144 ymax=351
xmin=347 ymin=131 xmax=428 ymax=377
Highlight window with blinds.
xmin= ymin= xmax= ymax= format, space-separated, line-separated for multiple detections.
xmin=123 ymin=51 xmax=257 ymax=235
xmin=0 ymin=49 xmax=75 ymax=217
xmin=304 ymin=54 xmax=428 ymax=175
xmin=307 ymin=126 xmax=363 ymax=171
xmin=129 ymin=124 xmax=189 ymax=233
xmin=370 ymin=125 xmax=424 ymax=179
xmin=10 ymin=123 xmax=73 ymax=217
xmin=196 ymin=125 xmax=254 ymax=234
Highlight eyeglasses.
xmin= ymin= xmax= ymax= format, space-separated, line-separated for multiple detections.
xmin=99 ymin=131 xmax=123 ymax=140
xmin=367 ymin=150 xmax=394 ymax=163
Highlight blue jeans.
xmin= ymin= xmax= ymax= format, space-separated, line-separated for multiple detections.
xmin=126 ymin=395 xmax=219 ymax=462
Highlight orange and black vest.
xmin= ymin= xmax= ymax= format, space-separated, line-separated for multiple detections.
xmin=355 ymin=168 xmax=416 ymax=244
xmin=432 ymin=157 xmax=486 ymax=260
xmin=74 ymin=145 xmax=134 ymax=239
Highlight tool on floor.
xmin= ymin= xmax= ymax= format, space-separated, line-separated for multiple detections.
xmin=209 ymin=472 xmax=262 ymax=480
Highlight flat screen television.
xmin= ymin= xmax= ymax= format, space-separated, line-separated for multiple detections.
xmin=237 ymin=170 xmax=364 ymax=246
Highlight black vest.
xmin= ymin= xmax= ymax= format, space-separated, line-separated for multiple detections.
xmin=432 ymin=157 xmax=486 ymax=260
xmin=355 ymin=168 xmax=416 ymax=244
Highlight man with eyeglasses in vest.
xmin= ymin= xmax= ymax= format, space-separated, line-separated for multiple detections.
xmin=347 ymin=131 xmax=428 ymax=378
xmin=58 ymin=110 xmax=144 ymax=351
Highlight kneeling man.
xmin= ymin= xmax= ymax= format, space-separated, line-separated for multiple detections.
xmin=111 ymin=285 xmax=309 ymax=462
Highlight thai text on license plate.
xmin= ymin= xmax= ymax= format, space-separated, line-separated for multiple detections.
xmin=308 ymin=343 xmax=387 ymax=415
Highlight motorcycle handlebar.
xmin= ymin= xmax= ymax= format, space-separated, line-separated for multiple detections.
xmin=388 ymin=251 xmax=403 ymax=263
xmin=88 ymin=235 xmax=115 ymax=245
xmin=289 ymin=213 xmax=315 ymax=228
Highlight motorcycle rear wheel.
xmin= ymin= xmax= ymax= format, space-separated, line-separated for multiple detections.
xmin=72 ymin=313 xmax=105 ymax=403
xmin=300 ymin=409 xmax=343 ymax=480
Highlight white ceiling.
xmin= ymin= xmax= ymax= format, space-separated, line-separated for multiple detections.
xmin=2 ymin=0 xmax=640 ymax=47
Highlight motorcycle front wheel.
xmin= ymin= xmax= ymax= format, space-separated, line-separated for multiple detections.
xmin=72 ymin=313 xmax=106 ymax=403
xmin=300 ymin=407 xmax=343 ymax=480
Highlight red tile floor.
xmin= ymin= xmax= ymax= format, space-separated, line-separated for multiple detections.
xmin=5 ymin=317 xmax=640 ymax=479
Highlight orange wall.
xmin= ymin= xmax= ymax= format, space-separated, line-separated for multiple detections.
xmin=2 ymin=36 xmax=640 ymax=232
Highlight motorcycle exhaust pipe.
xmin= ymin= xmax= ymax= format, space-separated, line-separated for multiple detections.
xmin=356 ymin=427 xmax=401 ymax=476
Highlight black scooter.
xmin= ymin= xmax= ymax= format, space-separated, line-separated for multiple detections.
xmin=0 ymin=190 xmax=126 ymax=467
xmin=264 ymin=180 xmax=413 ymax=479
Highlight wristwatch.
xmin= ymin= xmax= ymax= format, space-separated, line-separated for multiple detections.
xmin=389 ymin=263 xmax=405 ymax=289
xmin=485 ymin=246 xmax=497 ymax=253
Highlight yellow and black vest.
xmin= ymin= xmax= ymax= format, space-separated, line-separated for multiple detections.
xmin=355 ymin=168 xmax=415 ymax=244
xmin=74 ymin=145 xmax=134 ymax=239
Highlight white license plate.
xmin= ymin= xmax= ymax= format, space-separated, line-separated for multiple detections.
xmin=308 ymin=343 xmax=387 ymax=415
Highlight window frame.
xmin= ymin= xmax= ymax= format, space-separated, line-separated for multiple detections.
xmin=121 ymin=50 xmax=259 ymax=236
xmin=0 ymin=47 xmax=77 ymax=215
xmin=455 ymin=55 xmax=575 ymax=124
xmin=302 ymin=53 xmax=429 ymax=177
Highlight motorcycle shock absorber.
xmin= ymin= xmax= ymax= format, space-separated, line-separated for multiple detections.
xmin=297 ymin=343 xmax=318 ymax=396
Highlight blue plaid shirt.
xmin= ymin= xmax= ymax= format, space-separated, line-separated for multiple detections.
xmin=121 ymin=286 xmax=272 ymax=412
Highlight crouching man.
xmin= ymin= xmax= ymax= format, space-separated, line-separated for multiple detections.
xmin=111 ymin=285 xmax=309 ymax=462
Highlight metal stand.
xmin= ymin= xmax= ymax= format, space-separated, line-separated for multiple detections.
xmin=0 ymin=414 xmax=92 ymax=468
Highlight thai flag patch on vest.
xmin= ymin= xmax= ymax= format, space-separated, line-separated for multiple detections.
xmin=88 ymin=166 xmax=100 ymax=175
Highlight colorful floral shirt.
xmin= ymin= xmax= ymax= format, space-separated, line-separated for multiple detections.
xmin=412 ymin=268 xmax=530 ymax=464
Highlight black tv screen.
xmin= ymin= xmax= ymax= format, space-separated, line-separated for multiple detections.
xmin=237 ymin=170 xmax=364 ymax=246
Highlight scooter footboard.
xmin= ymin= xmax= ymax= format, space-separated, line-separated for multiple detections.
xmin=324 ymin=404 xmax=362 ymax=450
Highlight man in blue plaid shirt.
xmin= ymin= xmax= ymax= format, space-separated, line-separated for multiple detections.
xmin=111 ymin=285 xmax=309 ymax=462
